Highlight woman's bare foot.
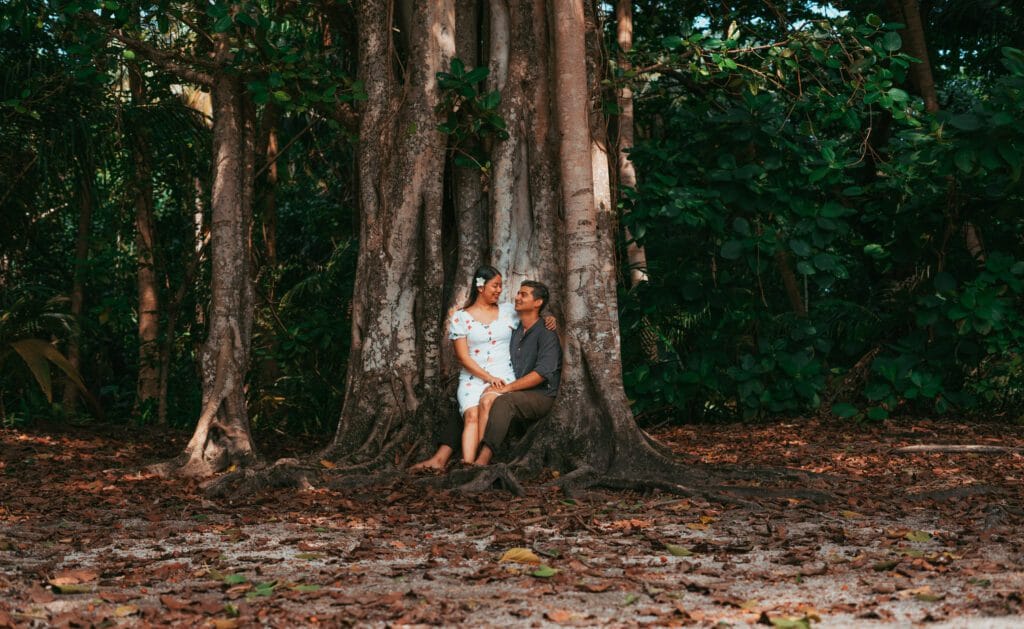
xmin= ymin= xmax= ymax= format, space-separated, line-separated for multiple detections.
xmin=408 ymin=445 xmax=454 ymax=473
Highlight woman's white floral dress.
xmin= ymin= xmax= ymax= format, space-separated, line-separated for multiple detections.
xmin=449 ymin=302 xmax=518 ymax=415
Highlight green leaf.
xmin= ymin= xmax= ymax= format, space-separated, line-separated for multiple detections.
xmin=933 ymin=271 xmax=956 ymax=293
xmin=720 ymin=240 xmax=744 ymax=260
xmin=213 ymin=15 xmax=233 ymax=33
xmin=905 ymin=530 xmax=932 ymax=543
xmin=449 ymin=57 xmax=464 ymax=77
xmin=881 ymin=32 xmax=902 ymax=52
xmin=532 ymin=565 xmax=558 ymax=578
xmin=464 ymin=66 xmax=489 ymax=84
xmin=291 ymin=584 xmax=321 ymax=593
xmin=949 ymin=113 xmax=981 ymax=131
xmin=831 ymin=403 xmax=858 ymax=418
xmin=887 ymin=87 xmax=909 ymax=103
xmin=665 ymin=544 xmax=693 ymax=557
xmin=954 ymin=149 xmax=975 ymax=173
xmin=866 ymin=406 xmax=889 ymax=421
xmin=789 ymin=239 xmax=811 ymax=257
xmin=122 ymin=49 xmax=135 ymax=60
xmin=246 ymin=581 xmax=277 ymax=599
xmin=223 ymin=573 xmax=248 ymax=585
xmin=866 ymin=13 xmax=882 ymax=27
xmin=863 ymin=244 xmax=887 ymax=259
xmin=273 ymin=90 xmax=291 ymax=103
xmin=769 ymin=616 xmax=812 ymax=629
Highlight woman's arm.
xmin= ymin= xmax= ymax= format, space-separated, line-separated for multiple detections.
xmin=453 ymin=338 xmax=507 ymax=386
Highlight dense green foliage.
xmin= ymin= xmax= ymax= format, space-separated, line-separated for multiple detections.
xmin=617 ymin=4 xmax=1024 ymax=421
xmin=1 ymin=1 xmax=1020 ymax=429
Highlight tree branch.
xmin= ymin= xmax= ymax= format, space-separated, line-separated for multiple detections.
xmin=81 ymin=13 xmax=215 ymax=87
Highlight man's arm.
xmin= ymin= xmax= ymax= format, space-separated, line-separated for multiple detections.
xmin=493 ymin=328 xmax=561 ymax=393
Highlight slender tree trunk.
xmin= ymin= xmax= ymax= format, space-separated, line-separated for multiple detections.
xmin=615 ymin=0 xmax=649 ymax=287
xmin=62 ymin=170 xmax=95 ymax=412
xmin=255 ymin=103 xmax=283 ymax=387
xmin=892 ymin=0 xmax=985 ymax=266
xmin=775 ymin=249 xmax=807 ymax=316
xmin=895 ymin=0 xmax=939 ymax=113
xmin=157 ymin=38 xmax=258 ymax=476
xmin=127 ymin=62 xmax=162 ymax=418
xmin=257 ymin=103 xmax=280 ymax=273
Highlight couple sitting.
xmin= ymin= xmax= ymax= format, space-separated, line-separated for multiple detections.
xmin=411 ymin=265 xmax=562 ymax=471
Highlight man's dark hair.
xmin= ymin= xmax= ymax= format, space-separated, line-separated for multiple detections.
xmin=521 ymin=280 xmax=549 ymax=311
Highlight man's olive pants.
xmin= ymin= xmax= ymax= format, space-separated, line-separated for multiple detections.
xmin=438 ymin=391 xmax=554 ymax=455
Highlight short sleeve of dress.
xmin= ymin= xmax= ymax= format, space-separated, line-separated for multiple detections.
xmin=448 ymin=310 xmax=468 ymax=340
xmin=500 ymin=302 xmax=520 ymax=328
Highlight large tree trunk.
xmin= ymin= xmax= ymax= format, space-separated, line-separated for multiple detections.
xmin=322 ymin=0 xmax=455 ymax=464
xmin=315 ymin=0 xmax=668 ymax=480
xmin=127 ymin=61 xmax=162 ymax=418
xmin=202 ymin=0 xmax=806 ymax=503
xmin=62 ymin=169 xmax=95 ymax=412
xmin=156 ymin=37 xmax=258 ymax=477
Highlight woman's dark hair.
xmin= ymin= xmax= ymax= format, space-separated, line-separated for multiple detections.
xmin=464 ymin=265 xmax=501 ymax=308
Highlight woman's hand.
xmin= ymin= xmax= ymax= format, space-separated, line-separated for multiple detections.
xmin=486 ymin=375 xmax=507 ymax=387
xmin=543 ymin=315 xmax=557 ymax=331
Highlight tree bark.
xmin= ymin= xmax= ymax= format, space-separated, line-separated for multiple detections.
xmin=156 ymin=35 xmax=259 ymax=477
xmin=894 ymin=0 xmax=939 ymax=114
xmin=615 ymin=0 xmax=649 ymax=288
xmin=62 ymin=169 xmax=95 ymax=412
xmin=324 ymin=0 xmax=455 ymax=463
xmin=127 ymin=61 xmax=162 ymax=418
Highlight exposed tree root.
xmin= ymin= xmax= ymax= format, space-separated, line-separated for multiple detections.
xmin=452 ymin=463 xmax=526 ymax=497
xmin=906 ymin=484 xmax=1001 ymax=502
xmin=203 ymin=458 xmax=316 ymax=500
xmin=894 ymin=445 xmax=1022 ymax=455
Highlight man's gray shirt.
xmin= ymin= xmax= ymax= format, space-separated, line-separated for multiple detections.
xmin=509 ymin=319 xmax=561 ymax=397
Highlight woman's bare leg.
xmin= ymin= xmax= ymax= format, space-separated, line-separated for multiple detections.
xmin=475 ymin=392 xmax=501 ymax=460
xmin=460 ymin=406 xmax=480 ymax=464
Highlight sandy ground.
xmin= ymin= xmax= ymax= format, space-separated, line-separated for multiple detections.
xmin=1 ymin=418 xmax=1023 ymax=626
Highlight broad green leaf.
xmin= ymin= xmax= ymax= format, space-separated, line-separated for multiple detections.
xmin=831 ymin=403 xmax=858 ymax=418
xmin=866 ymin=406 xmax=889 ymax=421
xmin=933 ymin=272 xmax=956 ymax=293
xmin=881 ymin=32 xmax=902 ymax=51
xmin=770 ymin=616 xmax=812 ymax=629
xmin=789 ymin=239 xmax=812 ymax=257
xmin=863 ymin=244 xmax=887 ymax=259
xmin=292 ymin=584 xmax=321 ymax=593
xmin=720 ymin=240 xmax=744 ymax=260
xmin=532 ymin=565 xmax=557 ymax=578
xmin=888 ymin=87 xmax=908 ymax=103
xmin=223 ymin=573 xmax=248 ymax=585
xmin=954 ymin=149 xmax=975 ymax=173
xmin=665 ymin=543 xmax=693 ymax=557
xmin=949 ymin=113 xmax=981 ymax=131
xmin=905 ymin=530 xmax=932 ymax=543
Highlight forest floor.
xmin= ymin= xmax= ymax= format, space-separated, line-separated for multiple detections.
xmin=1 ymin=418 xmax=1023 ymax=628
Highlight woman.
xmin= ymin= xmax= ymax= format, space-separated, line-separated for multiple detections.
xmin=447 ymin=265 xmax=518 ymax=464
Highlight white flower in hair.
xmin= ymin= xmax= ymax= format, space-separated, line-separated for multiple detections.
xmin=475 ymin=277 xmax=485 ymax=288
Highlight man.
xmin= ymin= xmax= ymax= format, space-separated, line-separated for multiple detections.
xmin=409 ymin=280 xmax=561 ymax=471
